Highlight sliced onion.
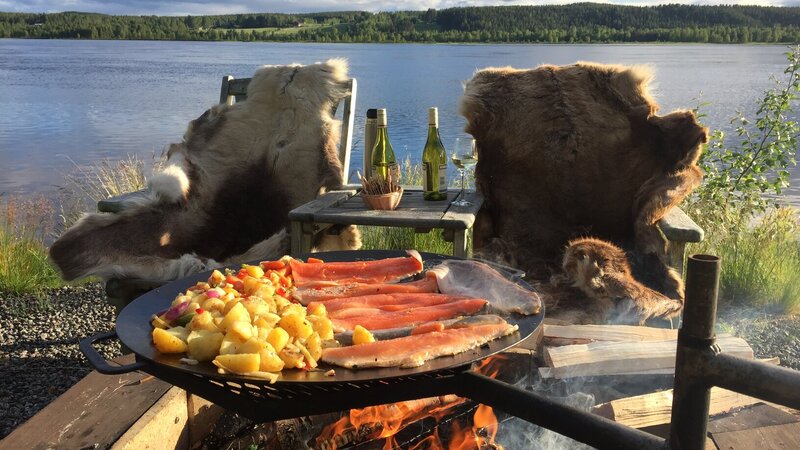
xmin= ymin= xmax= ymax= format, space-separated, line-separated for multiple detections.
xmin=165 ymin=301 xmax=189 ymax=321
xmin=206 ymin=289 xmax=220 ymax=298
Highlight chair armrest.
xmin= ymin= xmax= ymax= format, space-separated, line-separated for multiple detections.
xmin=658 ymin=207 xmax=704 ymax=243
xmin=97 ymin=189 xmax=150 ymax=213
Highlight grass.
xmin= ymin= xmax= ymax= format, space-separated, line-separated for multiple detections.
xmin=360 ymin=157 xmax=466 ymax=255
xmin=57 ymin=154 xmax=154 ymax=230
xmin=0 ymin=195 xmax=63 ymax=294
xmin=687 ymin=206 xmax=800 ymax=314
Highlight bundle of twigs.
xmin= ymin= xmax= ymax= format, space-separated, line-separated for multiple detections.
xmin=358 ymin=167 xmax=401 ymax=195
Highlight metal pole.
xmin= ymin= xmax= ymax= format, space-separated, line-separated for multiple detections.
xmin=457 ymin=371 xmax=666 ymax=450
xmin=704 ymin=353 xmax=800 ymax=410
xmin=669 ymin=254 xmax=720 ymax=450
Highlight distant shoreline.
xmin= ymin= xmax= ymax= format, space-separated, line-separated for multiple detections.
xmin=3 ymin=5 xmax=799 ymax=45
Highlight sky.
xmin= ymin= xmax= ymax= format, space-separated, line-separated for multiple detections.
xmin=0 ymin=0 xmax=794 ymax=16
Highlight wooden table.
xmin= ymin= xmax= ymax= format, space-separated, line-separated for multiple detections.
xmin=288 ymin=187 xmax=484 ymax=257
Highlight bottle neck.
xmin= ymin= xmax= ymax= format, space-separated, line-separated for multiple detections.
xmin=426 ymin=123 xmax=441 ymax=146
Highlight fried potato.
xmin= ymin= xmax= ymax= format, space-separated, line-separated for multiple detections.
xmin=153 ymin=328 xmax=188 ymax=354
xmin=214 ymin=353 xmax=260 ymax=374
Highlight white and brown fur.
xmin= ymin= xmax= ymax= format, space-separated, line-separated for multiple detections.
xmin=50 ymin=59 xmax=361 ymax=282
xmin=460 ymin=62 xmax=707 ymax=324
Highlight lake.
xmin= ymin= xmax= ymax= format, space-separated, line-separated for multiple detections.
xmin=0 ymin=39 xmax=797 ymax=203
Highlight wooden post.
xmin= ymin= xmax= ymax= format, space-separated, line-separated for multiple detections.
xmin=338 ymin=78 xmax=356 ymax=185
xmin=219 ymin=75 xmax=234 ymax=105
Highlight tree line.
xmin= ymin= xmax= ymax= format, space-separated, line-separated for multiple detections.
xmin=1 ymin=4 xmax=799 ymax=43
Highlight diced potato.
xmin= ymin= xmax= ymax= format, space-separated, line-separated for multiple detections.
xmin=202 ymin=297 xmax=226 ymax=313
xmin=213 ymin=353 xmax=260 ymax=374
xmin=165 ymin=326 xmax=190 ymax=342
xmin=223 ymin=298 xmax=241 ymax=315
xmin=189 ymin=311 xmax=219 ymax=332
xmin=219 ymin=334 xmax=241 ymax=355
xmin=279 ymin=314 xmax=313 ymax=340
xmin=186 ymin=330 xmax=224 ymax=362
xmin=308 ymin=315 xmax=334 ymax=341
xmin=305 ymin=332 xmax=322 ymax=361
xmin=255 ymin=285 xmax=276 ymax=302
xmin=208 ymin=269 xmax=225 ymax=287
xmin=257 ymin=312 xmax=281 ymax=329
xmin=227 ymin=320 xmax=254 ymax=342
xmin=258 ymin=348 xmax=285 ymax=372
xmin=220 ymin=302 xmax=250 ymax=331
xmin=267 ymin=327 xmax=290 ymax=353
xmin=280 ymin=303 xmax=305 ymax=318
xmin=242 ymin=298 xmax=270 ymax=321
xmin=307 ymin=303 xmax=327 ymax=317
xmin=278 ymin=346 xmax=305 ymax=369
xmin=244 ymin=264 xmax=265 ymax=279
xmin=153 ymin=328 xmax=188 ymax=353
xmin=256 ymin=326 xmax=271 ymax=341
xmin=274 ymin=295 xmax=291 ymax=311
xmin=242 ymin=276 xmax=262 ymax=296
xmin=352 ymin=325 xmax=375 ymax=345
xmin=238 ymin=337 xmax=267 ymax=354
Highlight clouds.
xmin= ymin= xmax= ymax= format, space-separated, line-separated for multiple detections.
xmin=0 ymin=0 xmax=796 ymax=16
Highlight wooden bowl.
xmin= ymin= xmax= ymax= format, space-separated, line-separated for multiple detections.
xmin=361 ymin=187 xmax=403 ymax=211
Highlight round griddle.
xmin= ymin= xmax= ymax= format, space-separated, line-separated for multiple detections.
xmin=96 ymin=250 xmax=544 ymax=385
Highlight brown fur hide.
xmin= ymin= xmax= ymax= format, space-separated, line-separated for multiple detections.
xmin=459 ymin=62 xmax=707 ymax=324
xmin=50 ymin=59 xmax=361 ymax=282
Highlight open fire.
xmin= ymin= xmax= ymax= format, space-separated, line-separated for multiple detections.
xmin=315 ymin=356 xmax=509 ymax=450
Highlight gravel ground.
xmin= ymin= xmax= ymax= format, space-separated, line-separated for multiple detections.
xmin=718 ymin=307 xmax=800 ymax=370
xmin=0 ymin=283 xmax=121 ymax=439
xmin=0 ymin=284 xmax=797 ymax=441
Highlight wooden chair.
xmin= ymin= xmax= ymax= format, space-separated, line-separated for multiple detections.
xmin=98 ymin=74 xmax=357 ymax=313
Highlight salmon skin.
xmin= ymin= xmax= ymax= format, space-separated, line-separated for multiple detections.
xmin=293 ymin=273 xmax=438 ymax=305
xmin=428 ymin=260 xmax=542 ymax=315
xmin=309 ymin=292 xmax=469 ymax=317
xmin=322 ymin=322 xmax=519 ymax=368
xmin=290 ymin=250 xmax=424 ymax=287
xmin=330 ymin=299 xmax=488 ymax=332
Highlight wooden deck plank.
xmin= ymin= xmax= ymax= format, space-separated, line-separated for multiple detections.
xmin=707 ymin=403 xmax=798 ymax=434
xmin=711 ymin=422 xmax=800 ymax=450
xmin=0 ymin=354 xmax=171 ymax=450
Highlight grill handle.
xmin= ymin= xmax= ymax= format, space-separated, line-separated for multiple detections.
xmin=80 ymin=330 xmax=148 ymax=375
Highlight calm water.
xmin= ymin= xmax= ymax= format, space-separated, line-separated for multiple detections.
xmin=0 ymin=39 xmax=796 ymax=201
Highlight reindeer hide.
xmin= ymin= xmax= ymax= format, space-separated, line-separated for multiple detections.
xmin=51 ymin=59 xmax=360 ymax=282
xmin=459 ymin=62 xmax=707 ymax=324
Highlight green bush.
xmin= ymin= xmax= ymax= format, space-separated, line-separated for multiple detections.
xmin=687 ymin=46 xmax=800 ymax=314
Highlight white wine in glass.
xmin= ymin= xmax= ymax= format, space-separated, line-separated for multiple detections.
xmin=451 ymin=138 xmax=478 ymax=207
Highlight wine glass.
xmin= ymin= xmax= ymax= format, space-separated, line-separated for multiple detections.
xmin=451 ymin=137 xmax=478 ymax=207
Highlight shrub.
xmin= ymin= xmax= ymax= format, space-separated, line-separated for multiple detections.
xmin=686 ymin=46 xmax=800 ymax=314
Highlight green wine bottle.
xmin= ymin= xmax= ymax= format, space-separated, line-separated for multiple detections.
xmin=370 ymin=108 xmax=397 ymax=182
xmin=422 ymin=107 xmax=448 ymax=201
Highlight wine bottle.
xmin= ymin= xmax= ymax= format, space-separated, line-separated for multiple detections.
xmin=422 ymin=107 xmax=448 ymax=201
xmin=370 ymin=108 xmax=397 ymax=182
xmin=363 ymin=109 xmax=378 ymax=179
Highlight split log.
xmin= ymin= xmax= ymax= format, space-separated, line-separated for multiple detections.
xmin=591 ymin=358 xmax=780 ymax=428
xmin=543 ymin=334 xmax=753 ymax=379
xmin=543 ymin=324 xmax=677 ymax=347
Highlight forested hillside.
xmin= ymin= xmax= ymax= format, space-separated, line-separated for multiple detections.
xmin=2 ymin=4 xmax=799 ymax=43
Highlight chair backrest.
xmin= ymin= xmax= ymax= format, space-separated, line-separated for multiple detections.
xmin=219 ymin=75 xmax=357 ymax=185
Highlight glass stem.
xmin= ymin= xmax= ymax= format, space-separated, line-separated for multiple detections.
xmin=460 ymin=169 xmax=466 ymax=198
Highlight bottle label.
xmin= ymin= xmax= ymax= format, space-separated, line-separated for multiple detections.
xmin=438 ymin=164 xmax=447 ymax=193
